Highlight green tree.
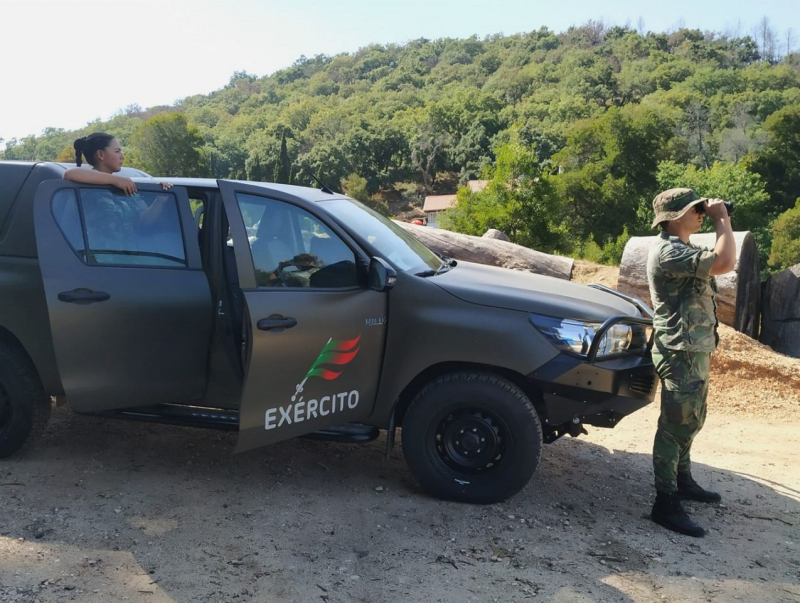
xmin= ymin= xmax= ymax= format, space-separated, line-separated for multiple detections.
xmin=551 ymin=105 xmax=674 ymax=243
xmin=1 ymin=136 xmax=39 ymax=160
xmin=340 ymin=173 xmax=389 ymax=215
xmin=678 ymin=100 xmax=713 ymax=168
xmin=55 ymin=145 xmax=76 ymax=162
xmin=340 ymin=173 xmax=369 ymax=202
xmin=273 ymin=129 xmax=292 ymax=184
xmin=748 ymin=105 xmax=800 ymax=213
xmin=130 ymin=113 xmax=207 ymax=176
xmin=768 ymin=199 xmax=800 ymax=269
xmin=410 ymin=120 xmax=449 ymax=195
xmin=441 ymin=135 xmax=565 ymax=252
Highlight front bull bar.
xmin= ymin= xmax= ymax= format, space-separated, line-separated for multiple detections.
xmin=586 ymin=284 xmax=654 ymax=364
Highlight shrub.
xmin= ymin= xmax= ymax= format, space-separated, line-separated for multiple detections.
xmin=768 ymin=199 xmax=800 ymax=269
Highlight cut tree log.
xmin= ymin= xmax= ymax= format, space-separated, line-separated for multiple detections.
xmin=760 ymin=263 xmax=800 ymax=358
xmin=395 ymin=222 xmax=573 ymax=280
xmin=617 ymin=232 xmax=761 ymax=338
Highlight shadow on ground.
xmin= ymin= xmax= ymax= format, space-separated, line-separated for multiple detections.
xmin=1 ymin=407 xmax=798 ymax=602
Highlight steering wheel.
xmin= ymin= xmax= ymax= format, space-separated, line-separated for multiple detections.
xmin=273 ymin=253 xmax=324 ymax=286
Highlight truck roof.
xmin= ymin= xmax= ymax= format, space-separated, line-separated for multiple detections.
xmin=57 ymin=163 xmax=153 ymax=177
xmin=147 ymin=177 xmax=349 ymax=203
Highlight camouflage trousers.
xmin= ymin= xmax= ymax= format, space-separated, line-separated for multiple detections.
xmin=652 ymin=347 xmax=711 ymax=494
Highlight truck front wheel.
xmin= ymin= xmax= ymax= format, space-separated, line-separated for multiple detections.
xmin=401 ymin=372 xmax=543 ymax=504
xmin=0 ymin=343 xmax=51 ymax=458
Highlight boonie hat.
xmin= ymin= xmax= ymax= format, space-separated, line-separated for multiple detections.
xmin=651 ymin=188 xmax=707 ymax=228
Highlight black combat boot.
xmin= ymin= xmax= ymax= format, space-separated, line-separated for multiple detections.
xmin=651 ymin=491 xmax=705 ymax=537
xmin=677 ymin=472 xmax=722 ymax=503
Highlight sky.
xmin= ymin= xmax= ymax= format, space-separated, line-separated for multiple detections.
xmin=1 ymin=0 xmax=798 ymax=148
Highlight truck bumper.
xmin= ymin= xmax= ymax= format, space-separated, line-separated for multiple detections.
xmin=527 ymin=353 xmax=657 ymax=434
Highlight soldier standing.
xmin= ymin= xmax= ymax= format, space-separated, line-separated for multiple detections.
xmin=647 ymin=188 xmax=736 ymax=537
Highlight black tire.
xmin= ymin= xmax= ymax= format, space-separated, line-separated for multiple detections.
xmin=0 ymin=342 xmax=51 ymax=458
xmin=401 ymin=371 xmax=543 ymax=504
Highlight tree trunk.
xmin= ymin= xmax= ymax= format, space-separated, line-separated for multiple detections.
xmin=760 ymin=263 xmax=800 ymax=358
xmin=395 ymin=222 xmax=574 ymax=280
xmin=617 ymin=232 xmax=761 ymax=337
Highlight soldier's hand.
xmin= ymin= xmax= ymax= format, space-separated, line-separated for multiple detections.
xmin=704 ymin=198 xmax=728 ymax=221
xmin=112 ymin=176 xmax=137 ymax=196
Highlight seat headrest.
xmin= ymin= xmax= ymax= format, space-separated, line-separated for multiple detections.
xmin=256 ymin=208 xmax=284 ymax=240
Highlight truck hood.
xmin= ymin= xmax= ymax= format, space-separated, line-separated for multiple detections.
xmin=430 ymin=261 xmax=639 ymax=321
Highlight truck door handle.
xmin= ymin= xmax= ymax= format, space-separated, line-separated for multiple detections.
xmin=58 ymin=288 xmax=111 ymax=304
xmin=257 ymin=315 xmax=298 ymax=332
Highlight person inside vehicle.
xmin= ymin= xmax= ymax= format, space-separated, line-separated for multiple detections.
xmin=63 ymin=133 xmax=177 ymax=262
xmin=65 ymin=131 xmax=172 ymax=200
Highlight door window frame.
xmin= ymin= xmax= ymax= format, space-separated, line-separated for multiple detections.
xmin=45 ymin=181 xmax=203 ymax=271
xmin=218 ymin=181 xmax=371 ymax=292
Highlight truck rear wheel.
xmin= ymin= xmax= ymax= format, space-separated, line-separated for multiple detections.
xmin=401 ymin=371 xmax=542 ymax=504
xmin=0 ymin=343 xmax=51 ymax=458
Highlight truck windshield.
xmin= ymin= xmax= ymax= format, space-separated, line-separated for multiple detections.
xmin=321 ymin=199 xmax=442 ymax=273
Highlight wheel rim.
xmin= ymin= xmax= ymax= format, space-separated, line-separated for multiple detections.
xmin=432 ymin=406 xmax=509 ymax=475
xmin=0 ymin=382 xmax=12 ymax=434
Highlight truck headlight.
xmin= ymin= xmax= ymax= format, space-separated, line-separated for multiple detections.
xmin=529 ymin=314 xmax=646 ymax=358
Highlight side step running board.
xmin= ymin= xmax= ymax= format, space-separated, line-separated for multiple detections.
xmin=89 ymin=404 xmax=380 ymax=443
xmin=302 ymin=423 xmax=380 ymax=443
xmin=92 ymin=403 xmax=240 ymax=431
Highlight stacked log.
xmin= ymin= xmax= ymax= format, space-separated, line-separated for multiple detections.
xmin=760 ymin=264 xmax=800 ymax=358
xmin=617 ymin=232 xmax=761 ymax=338
xmin=395 ymin=222 xmax=573 ymax=280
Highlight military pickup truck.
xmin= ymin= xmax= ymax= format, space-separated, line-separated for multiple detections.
xmin=0 ymin=161 xmax=656 ymax=503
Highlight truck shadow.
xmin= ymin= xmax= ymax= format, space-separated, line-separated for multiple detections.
xmin=0 ymin=407 xmax=797 ymax=603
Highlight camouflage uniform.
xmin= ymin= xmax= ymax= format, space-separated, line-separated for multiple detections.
xmin=647 ymin=189 xmax=718 ymax=495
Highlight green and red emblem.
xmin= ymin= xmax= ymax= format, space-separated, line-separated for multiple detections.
xmin=292 ymin=335 xmax=361 ymax=401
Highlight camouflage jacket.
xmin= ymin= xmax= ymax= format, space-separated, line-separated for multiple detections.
xmin=647 ymin=232 xmax=719 ymax=352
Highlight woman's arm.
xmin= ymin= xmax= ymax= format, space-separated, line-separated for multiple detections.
xmin=63 ymin=168 xmax=137 ymax=195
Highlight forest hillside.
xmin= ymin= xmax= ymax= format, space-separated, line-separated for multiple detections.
xmin=3 ymin=21 xmax=799 ymax=271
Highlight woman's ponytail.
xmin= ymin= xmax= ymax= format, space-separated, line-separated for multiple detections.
xmin=73 ymin=137 xmax=85 ymax=167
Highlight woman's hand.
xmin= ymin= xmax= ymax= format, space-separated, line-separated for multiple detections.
xmin=160 ymin=182 xmax=173 ymax=191
xmin=112 ymin=176 xmax=137 ymax=196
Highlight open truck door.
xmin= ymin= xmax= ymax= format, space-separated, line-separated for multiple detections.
xmin=217 ymin=180 xmax=388 ymax=452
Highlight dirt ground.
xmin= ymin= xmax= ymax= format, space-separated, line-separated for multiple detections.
xmin=2 ymin=264 xmax=799 ymax=603
xmin=572 ymin=260 xmax=621 ymax=290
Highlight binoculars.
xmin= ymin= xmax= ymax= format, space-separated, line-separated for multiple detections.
xmin=695 ymin=201 xmax=735 ymax=216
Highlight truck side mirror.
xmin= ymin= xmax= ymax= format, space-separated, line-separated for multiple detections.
xmin=368 ymin=257 xmax=397 ymax=292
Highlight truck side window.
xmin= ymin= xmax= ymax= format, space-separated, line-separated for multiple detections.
xmin=51 ymin=188 xmax=187 ymax=268
xmin=236 ymin=193 xmax=358 ymax=289
xmin=51 ymin=190 xmax=86 ymax=261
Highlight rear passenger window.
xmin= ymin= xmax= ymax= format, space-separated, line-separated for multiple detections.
xmin=52 ymin=190 xmax=86 ymax=260
xmin=52 ymin=188 xmax=187 ymax=268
